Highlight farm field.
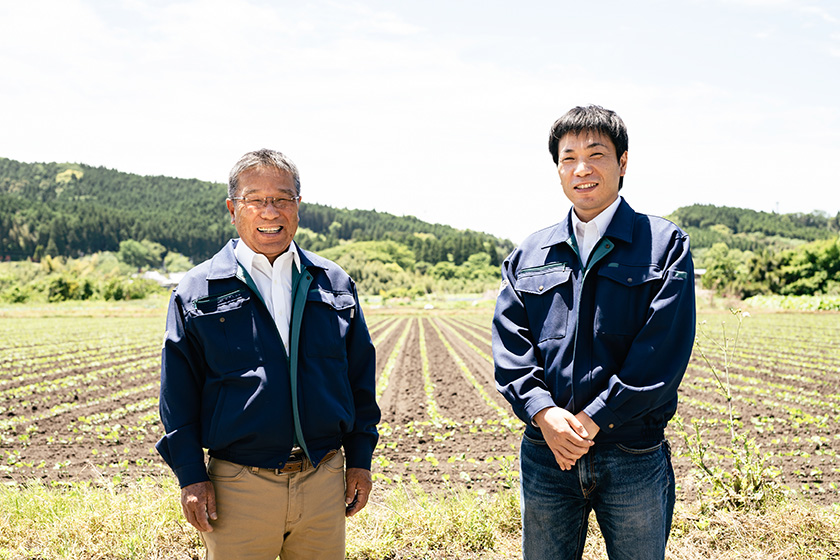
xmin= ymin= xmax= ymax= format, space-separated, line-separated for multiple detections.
xmin=0 ymin=303 xmax=838 ymax=507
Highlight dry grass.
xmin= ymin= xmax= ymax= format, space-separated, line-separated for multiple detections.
xmin=1 ymin=479 xmax=838 ymax=559
xmin=346 ymin=482 xmax=521 ymax=559
xmin=667 ymin=500 xmax=840 ymax=560
xmin=0 ymin=479 xmax=202 ymax=560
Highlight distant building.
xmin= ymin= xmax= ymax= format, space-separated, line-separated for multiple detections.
xmin=140 ymin=271 xmax=186 ymax=290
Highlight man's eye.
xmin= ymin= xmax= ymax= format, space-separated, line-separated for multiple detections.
xmin=590 ymin=153 xmax=603 ymax=158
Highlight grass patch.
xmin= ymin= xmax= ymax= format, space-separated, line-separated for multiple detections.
xmin=669 ymin=499 xmax=840 ymax=559
xmin=1 ymin=479 xmax=838 ymax=559
xmin=347 ymin=482 xmax=521 ymax=559
xmin=0 ymin=479 xmax=202 ymax=559
xmin=0 ymin=294 xmax=169 ymax=318
xmin=742 ymin=294 xmax=840 ymax=311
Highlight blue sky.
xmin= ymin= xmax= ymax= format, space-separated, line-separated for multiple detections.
xmin=1 ymin=0 xmax=838 ymax=243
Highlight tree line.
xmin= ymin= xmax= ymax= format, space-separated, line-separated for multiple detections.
xmin=667 ymin=204 xmax=840 ymax=298
xmin=5 ymin=156 xmax=838 ymax=300
xmin=668 ymin=204 xmax=839 ymax=251
xmin=0 ymin=157 xmax=513 ymax=267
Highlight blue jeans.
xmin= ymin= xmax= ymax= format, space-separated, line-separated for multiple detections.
xmin=520 ymin=434 xmax=675 ymax=560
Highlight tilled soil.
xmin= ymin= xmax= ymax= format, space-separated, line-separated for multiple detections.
xmin=375 ymin=317 xmax=521 ymax=491
xmin=1 ymin=310 xmax=838 ymax=507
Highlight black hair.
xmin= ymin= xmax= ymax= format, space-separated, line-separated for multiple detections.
xmin=548 ymin=105 xmax=628 ymax=189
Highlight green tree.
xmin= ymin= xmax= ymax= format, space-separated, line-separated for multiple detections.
xmin=701 ymin=243 xmax=744 ymax=294
xmin=777 ymin=237 xmax=840 ymax=295
xmin=163 ymin=251 xmax=193 ymax=273
xmin=119 ymin=239 xmax=165 ymax=270
xmin=430 ymin=261 xmax=458 ymax=280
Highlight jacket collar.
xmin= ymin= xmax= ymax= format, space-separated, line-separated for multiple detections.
xmin=542 ymin=198 xmax=636 ymax=249
xmin=206 ymin=239 xmax=326 ymax=281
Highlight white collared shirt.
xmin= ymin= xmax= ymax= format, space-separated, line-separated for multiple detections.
xmin=571 ymin=196 xmax=622 ymax=267
xmin=234 ymin=239 xmax=300 ymax=353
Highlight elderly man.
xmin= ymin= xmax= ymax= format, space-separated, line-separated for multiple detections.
xmin=493 ymin=106 xmax=695 ymax=560
xmin=156 ymin=149 xmax=379 ymax=559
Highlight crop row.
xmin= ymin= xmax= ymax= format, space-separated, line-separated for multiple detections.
xmin=0 ymin=314 xmax=166 ymax=482
xmin=2 ymin=307 xmax=838 ymax=503
xmin=676 ymin=310 xmax=840 ymax=503
xmin=368 ymin=312 xmax=522 ymax=491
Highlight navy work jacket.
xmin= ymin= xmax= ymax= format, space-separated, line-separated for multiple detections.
xmin=492 ymin=199 xmax=696 ymax=443
xmin=156 ymin=239 xmax=380 ymax=488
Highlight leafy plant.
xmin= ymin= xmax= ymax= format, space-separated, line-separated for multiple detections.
xmin=676 ymin=308 xmax=782 ymax=511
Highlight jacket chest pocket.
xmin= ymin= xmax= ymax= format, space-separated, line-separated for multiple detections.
xmin=303 ymin=288 xmax=356 ymax=359
xmin=595 ymin=264 xmax=663 ymax=336
xmin=516 ymin=266 xmax=573 ymax=343
xmin=188 ymin=290 xmax=264 ymax=374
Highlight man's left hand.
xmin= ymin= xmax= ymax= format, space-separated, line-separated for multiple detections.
xmin=344 ymin=467 xmax=372 ymax=517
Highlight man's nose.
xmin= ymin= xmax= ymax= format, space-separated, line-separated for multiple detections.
xmin=259 ymin=202 xmax=282 ymax=217
xmin=574 ymin=161 xmax=591 ymax=176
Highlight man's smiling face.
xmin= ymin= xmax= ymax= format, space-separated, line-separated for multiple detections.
xmin=556 ymin=130 xmax=627 ymax=222
xmin=226 ymin=165 xmax=300 ymax=264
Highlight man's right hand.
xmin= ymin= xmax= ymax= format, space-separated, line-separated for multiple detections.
xmin=181 ymin=481 xmax=217 ymax=532
xmin=533 ymin=407 xmax=594 ymax=471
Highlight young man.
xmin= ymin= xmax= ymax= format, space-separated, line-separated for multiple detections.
xmin=493 ymin=105 xmax=696 ymax=559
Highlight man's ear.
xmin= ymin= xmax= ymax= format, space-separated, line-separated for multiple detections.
xmin=226 ymin=199 xmax=236 ymax=224
xmin=619 ymin=151 xmax=628 ymax=176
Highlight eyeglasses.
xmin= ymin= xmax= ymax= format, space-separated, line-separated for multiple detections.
xmin=229 ymin=195 xmax=300 ymax=210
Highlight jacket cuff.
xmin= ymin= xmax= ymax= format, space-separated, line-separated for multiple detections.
xmin=583 ymin=397 xmax=621 ymax=435
xmin=174 ymin=462 xmax=210 ymax=489
xmin=342 ymin=434 xmax=377 ymax=470
xmin=524 ymin=395 xmax=559 ymax=428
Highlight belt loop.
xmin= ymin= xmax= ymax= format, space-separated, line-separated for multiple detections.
xmin=249 ymin=465 xmax=260 ymax=474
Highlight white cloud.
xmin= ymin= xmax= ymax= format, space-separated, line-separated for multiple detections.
xmin=800 ymin=4 xmax=839 ymax=24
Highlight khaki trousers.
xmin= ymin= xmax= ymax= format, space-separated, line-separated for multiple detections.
xmin=201 ymin=450 xmax=346 ymax=560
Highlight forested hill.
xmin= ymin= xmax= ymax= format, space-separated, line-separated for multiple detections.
xmin=0 ymin=157 xmax=514 ymax=266
xmin=667 ymin=204 xmax=840 ymax=251
xmin=669 ymin=204 xmax=840 ymax=299
xmin=4 ymin=156 xmax=836 ymax=268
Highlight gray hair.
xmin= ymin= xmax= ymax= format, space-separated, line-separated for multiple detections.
xmin=228 ymin=149 xmax=301 ymax=198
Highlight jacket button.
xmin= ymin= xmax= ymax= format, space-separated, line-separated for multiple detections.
xmin=609 ymin=423 xmax=614 ymax=429
xmin=219 ymin=317 xmax=225 ymax=323
xmin=627 ymin=278 xmax=633 ymax=283
xmin=538 ymin=285 xmax=544 ymax=291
